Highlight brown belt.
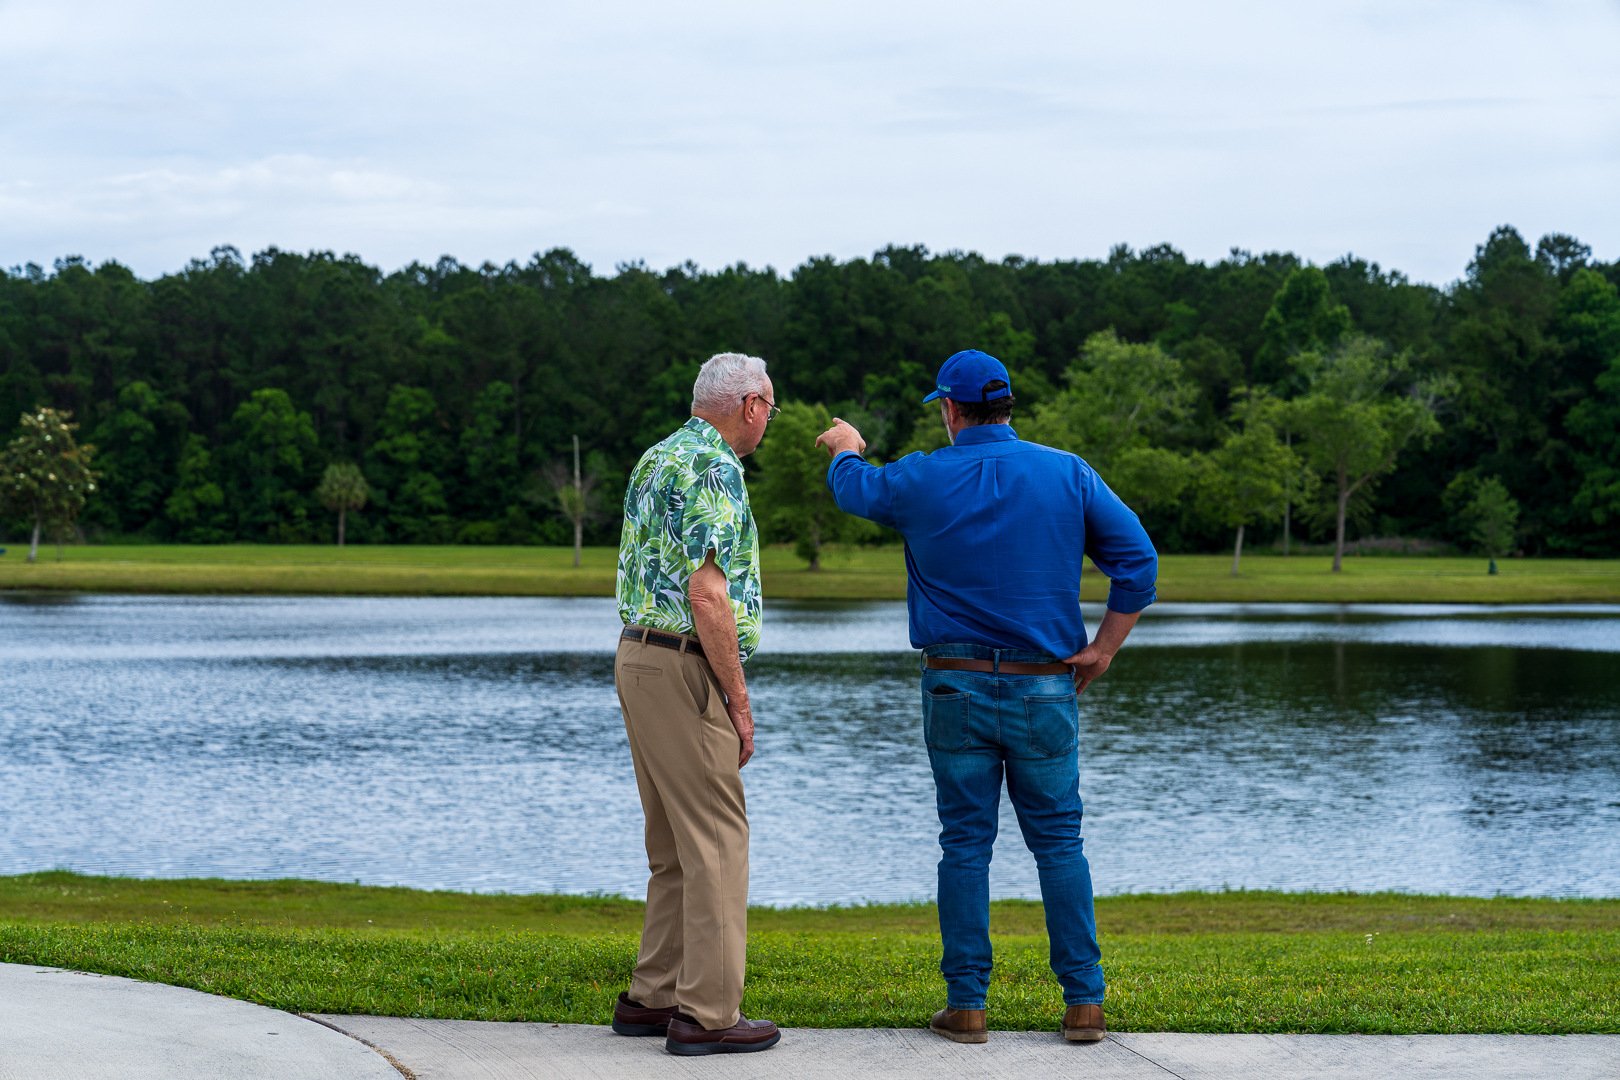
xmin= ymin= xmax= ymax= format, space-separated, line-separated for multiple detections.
xmin=924 ymin=656 xmax=1072 ymax=676
xmin=622 ymin=625 xmax=706 ymax=659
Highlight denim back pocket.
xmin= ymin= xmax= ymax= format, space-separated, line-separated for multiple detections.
xmin=1019 ymin=690 xmax=1079 ymax=758
xmin=922 ymin=683 xmax=972 ymax=752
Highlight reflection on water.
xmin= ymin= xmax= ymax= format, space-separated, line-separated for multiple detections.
xmin=2 ymin=596 xmax=1617 ymax=903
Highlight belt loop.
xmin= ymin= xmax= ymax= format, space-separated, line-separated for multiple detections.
xmin=992 ymin=648 xmax=1001 ymax=676
xmin=639 ymin=626 xmax=650 ymax=645
xmin=678 ymin=636 xmax=690 ymax=655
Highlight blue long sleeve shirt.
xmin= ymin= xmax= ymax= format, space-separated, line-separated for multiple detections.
xmin=826 ymin=424 xmax=1158 ymax=658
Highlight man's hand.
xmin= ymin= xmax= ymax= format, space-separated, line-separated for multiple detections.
xmin=815 ymin=418 xmax=867 ymax=458
xmin=1064 ymin=643 xmax=1112 ymax=694
xmin=1062 ymin=608 xmax=1140 ymax=693
xmin=727 ymin=696 xmax=755 ymax=768
xmin=689 ymin=551 xmax=755 ymax=768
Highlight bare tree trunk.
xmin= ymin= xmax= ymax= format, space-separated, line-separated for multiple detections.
xmin=1332 ymin=469 xmax=1349 ymax=573
xmin=338 ymin=507 xmax=347 ymax=547
xmin=1231 ymin=523 xmax=1245 ymax=577
xmin=28 ymin=515 xmax=41 ymax=563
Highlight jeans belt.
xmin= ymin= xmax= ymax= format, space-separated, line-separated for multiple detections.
xmin=924 ymin=657 xmax=1072 ymax=676
xmin=622 ymin=625 xmax=706 ymax=659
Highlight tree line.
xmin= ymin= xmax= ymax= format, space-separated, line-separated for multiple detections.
xmin=2 ymin=225 xmax=1617 ymax=561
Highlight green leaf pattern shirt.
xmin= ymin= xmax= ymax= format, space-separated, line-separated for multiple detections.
xmin=616 ymin=417 xmax=762 ymax=663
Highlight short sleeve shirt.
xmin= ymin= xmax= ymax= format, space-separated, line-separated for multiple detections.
xmin=615 ymin=417 xmax=762 ymax=663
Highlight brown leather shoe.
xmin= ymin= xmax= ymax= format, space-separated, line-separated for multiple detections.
xmin=611 ymin=991 xmax=678 ymax=1036
xmin=1062 ymin=1003 xmax=1106 ymax=1042
xmin=929 ymin=1007 xmax=988 ymax=1044
xmin=664 ymin=1012 xmax=781 ymax=1055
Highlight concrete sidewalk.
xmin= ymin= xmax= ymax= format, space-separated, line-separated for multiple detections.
xmin=0 ymin=963 xmax=396 ymax=1080
xmin=5 ymin=964 xmax=1619 ymax=1080
xmin=320 ymin=1015 xmax=1620 ymax=1080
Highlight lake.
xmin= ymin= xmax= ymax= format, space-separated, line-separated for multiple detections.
xmin=3 ymin=594 xmax=1617 ymax=904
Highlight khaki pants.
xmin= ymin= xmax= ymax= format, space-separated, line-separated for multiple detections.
xmin=614 ymin=635 xmax=749 ymax=1030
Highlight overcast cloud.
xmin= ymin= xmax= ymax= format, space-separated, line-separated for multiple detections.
xmin=2 ymin=0 xmax=1616 ymax=286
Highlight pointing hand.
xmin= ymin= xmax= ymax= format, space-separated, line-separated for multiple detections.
xmin=815 ymin=418 xmax=867 ymax=458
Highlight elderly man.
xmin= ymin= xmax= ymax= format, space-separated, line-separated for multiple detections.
xmin=815 ymin=349 xmax=1157 ymax=1045
xmin=609 ymin=352 xmax=781 ymax=1056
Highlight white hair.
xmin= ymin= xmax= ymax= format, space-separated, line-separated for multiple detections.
xmin=691 ymin=352 xmax=769 ymax=413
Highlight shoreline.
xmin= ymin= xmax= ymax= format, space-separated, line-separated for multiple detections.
xmin=2 ymin=545 xmax=1618 ymax=603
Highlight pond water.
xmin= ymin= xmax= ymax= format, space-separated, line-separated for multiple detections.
xmin=3 ymin=595 xmax=1618 ymax=904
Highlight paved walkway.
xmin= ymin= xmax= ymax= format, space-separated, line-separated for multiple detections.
xmin=5 ymin=964 xmax=1619 ymax=1080
xmin=0 ymin=964 xmax=395 ymax=1080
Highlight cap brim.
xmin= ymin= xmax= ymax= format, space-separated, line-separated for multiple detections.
xmin=921 ymin=389 xmax=944 ymax=403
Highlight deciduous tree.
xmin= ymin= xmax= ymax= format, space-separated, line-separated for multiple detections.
xmin=752 ymin=402 xmax=869 ymax=570
xmin=1288 ymin=338 xmax=1443 ymax=572
xmin=1195 ymin=399 xmax=1299 ymax=575
xmin=0 ymin=407 xmax=99 ymax=561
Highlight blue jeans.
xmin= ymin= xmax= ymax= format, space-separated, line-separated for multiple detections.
xmin=920 ymin=643 xmax=1104 ymax=1010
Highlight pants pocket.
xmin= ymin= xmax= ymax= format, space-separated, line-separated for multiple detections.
xmin=1021 ymin=692 xmax=1079 ymax=757
xmin=681 ymin=657 xmax=713 ymax=715
xmin=923 ymin=685 xmax=972 ymax=751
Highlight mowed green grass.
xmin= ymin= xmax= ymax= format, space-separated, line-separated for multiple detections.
xmin=2 ymin=545 xmax=1617 ymax=602
xmin=2 ymin=873 xmax=1616 ymax=1032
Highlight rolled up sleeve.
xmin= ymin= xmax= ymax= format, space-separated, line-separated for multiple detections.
xmin=1081 ymin=471 xmax=1159 ymax=613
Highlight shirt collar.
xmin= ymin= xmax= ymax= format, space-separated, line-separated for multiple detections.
xmin=682 ymin=416 xmax=746 ymax=471
xmin=952 ymin=423 xmax=1019 ymax=446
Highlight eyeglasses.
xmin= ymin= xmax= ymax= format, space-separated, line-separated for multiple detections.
xmin=745 ymin=393 xmax=780 ymax=423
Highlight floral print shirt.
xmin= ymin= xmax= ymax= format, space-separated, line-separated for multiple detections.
xmin=616 ymin=417 xmax=762 ymax=663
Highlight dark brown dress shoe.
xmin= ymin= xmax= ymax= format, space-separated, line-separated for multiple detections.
xmin=611 ymin=991 xmax=678 ymax=1036
xmin=664 ymin=1011 xmax=781 ymax=1055
xmin=929 ymin=1007 xmax=988 ymax=1044
xmin=1062 ymin=1002 xmax=1106 ymax=1042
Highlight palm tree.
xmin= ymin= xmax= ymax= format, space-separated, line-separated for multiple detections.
xmin=316 ymin=462 xmax=369 ymax=546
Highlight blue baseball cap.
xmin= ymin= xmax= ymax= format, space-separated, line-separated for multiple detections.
xmin=922 ymin=349 xmax=1013 ymax=403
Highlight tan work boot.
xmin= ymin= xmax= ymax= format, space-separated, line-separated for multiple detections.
xmin=929 ymin=1007 xmax=988 ymax=1044
xmin=1062 ymin=1003 xmax=1106 ymax=1042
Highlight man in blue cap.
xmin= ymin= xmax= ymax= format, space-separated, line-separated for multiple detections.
xmin=814 ymin=349 xmax=1157 ymax=1045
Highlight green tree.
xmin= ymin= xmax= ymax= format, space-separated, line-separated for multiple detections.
xmin=1255 ymin=266 xmax=1352 ymax=388
xmin=0 ymin=407 xmax=99 ymax=562
xmin=316 ymin=462 xmax=369 ymax=546
xmin=457 ymin=381 xmax=519 ymax=524
xmin=164 ymin=435 xmax=229 ymax=542
xmin=752 ymin=401 xmax=868 ymax=570
xmin=1568 ymin=352 xmax=1620 ymax=532
xmin=1288 ymin=338 xmax=1444 ymax=572
xmin=1464 ymin=476 xmax=1519 ymax=566
xmin=221 ymin=388 xmax=320 ymax=541
xmin=1195 ymin=401 xmax=1299 ymax=575
xmin=1253 ymin=267 xmax=1354 ymax=548
xmin=1024 ymin=330 xmax=1199 ymax=523
xmin=1557 ymin=269 xmax=1620 ymax=544
xmin=1025 ymin=330 xmax=1196 ymax=467
xmin=366 ymin=385 xmax=452 ymax=542
xmin=83 ymin=380 xmax=190 ymax=537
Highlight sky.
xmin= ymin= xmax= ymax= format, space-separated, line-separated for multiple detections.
xmin=2 ymin=0 xmax=1617 ymax=288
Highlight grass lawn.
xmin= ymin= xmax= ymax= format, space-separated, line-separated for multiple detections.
xmin=1 ymin=873 xmax=1615 ymax=1033
xmin=1 ymin=544 xmax=1617 ymax=602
